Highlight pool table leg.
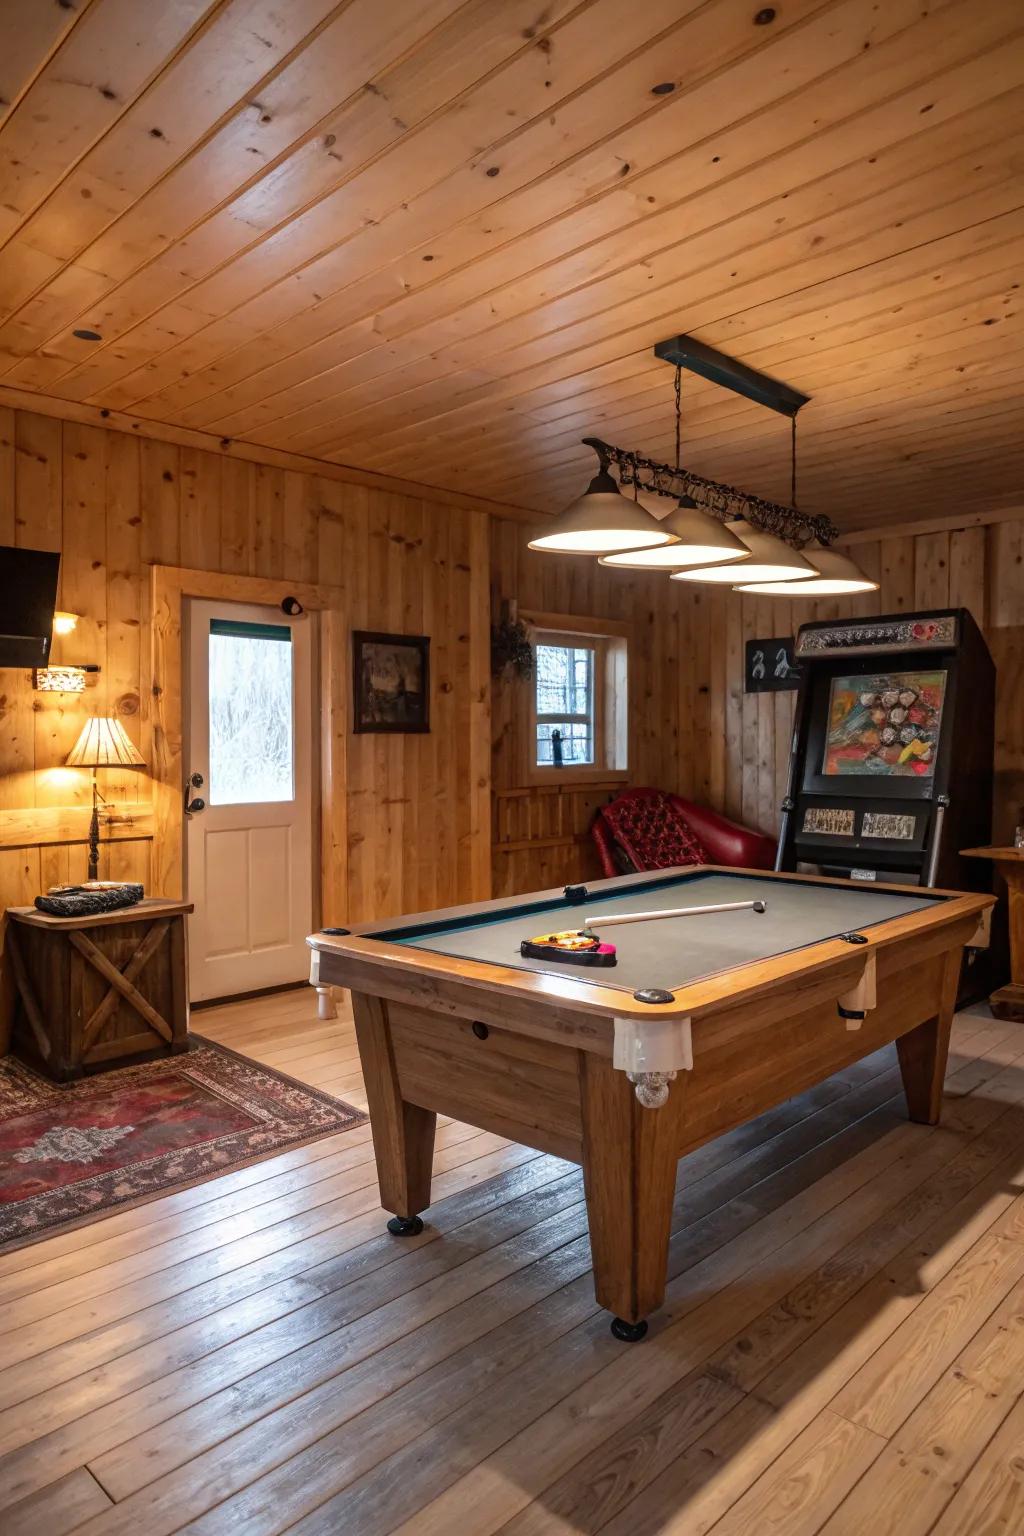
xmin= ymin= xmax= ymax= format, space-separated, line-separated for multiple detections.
xmin=579 ymin=1053 xmax=680 ymax=1340
xmin=896 ymin=948 xmax=961 ymax=1125
xmin=352 ymin=993 xmax=436 ymax=1236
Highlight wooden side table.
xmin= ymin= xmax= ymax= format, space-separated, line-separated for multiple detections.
xmin=5 ymin=898 xmax=193 ymax=1081
xmin=961 ymin=847 xmax=1024 ymax=1021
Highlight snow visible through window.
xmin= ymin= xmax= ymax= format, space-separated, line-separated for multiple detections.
xmin=208 ymin=622 xmax=294 ymax=804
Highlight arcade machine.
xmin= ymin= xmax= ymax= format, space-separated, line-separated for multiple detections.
xmin=776 ymin=609 xmax=994 ymax=899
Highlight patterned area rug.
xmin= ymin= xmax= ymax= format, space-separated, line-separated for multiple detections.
xmin=0 ymin=1036 xmax=366 ymax=1253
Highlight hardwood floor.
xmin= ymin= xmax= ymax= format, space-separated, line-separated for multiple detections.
xmin=3 ymin=987 xmax=1024 ymax=1534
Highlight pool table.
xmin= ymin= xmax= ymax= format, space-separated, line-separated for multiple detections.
xmin=308 ymin=867 xmax=991 ymax=1340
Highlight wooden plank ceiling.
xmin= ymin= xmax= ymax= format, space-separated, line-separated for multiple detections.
xmin=0 ymin=0 xmax=1022 ymax=533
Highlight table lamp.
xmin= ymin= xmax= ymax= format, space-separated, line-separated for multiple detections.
xmin=66 ymin=716 xmax=146 ymax=881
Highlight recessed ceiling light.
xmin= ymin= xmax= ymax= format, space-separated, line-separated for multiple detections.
xmin=73 ymin=328 xmax=102 ymax=341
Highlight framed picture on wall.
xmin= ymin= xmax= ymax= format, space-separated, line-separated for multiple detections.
xmin=353 ymin=631 xmax=430 ymax=733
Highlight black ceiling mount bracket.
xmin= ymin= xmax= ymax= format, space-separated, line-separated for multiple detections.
xmin=654 ymin=335 xmax=810 ymax=418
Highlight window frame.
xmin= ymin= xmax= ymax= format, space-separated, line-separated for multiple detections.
xmin=519 ymin=611 xmax=630 ymax=787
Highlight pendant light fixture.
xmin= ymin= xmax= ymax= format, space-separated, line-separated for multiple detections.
xmin=527 ymin=456 xmax=674 ymax=555
xmin=672 ymin=516 xmax=819 ymax=584
xmin=600 ymin=498 xmax=751 ymax=569
xmin=737 ymin=541 xmax=878 ymax=595
xmin=526 ymin=334 xmax=839 ymax=565
xmin=676 ymin=412 xmax=820 ymax=587
xmin=734 ymin=414 xmax=874 ymax=593
xmin=600 ymin=369 xmax=751 ymax=571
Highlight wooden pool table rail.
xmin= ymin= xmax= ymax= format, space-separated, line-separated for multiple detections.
xmin=309 ymin=865 xmax=992 ymax=1033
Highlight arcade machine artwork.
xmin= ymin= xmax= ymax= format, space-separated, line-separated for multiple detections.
xmin=822 ymin=671 xmax=945 ymax=780
xmin=776 ymin=611 xmax=994 ymax=893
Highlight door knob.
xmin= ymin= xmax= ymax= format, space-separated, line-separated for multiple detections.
xmin=185 ymin=772 xmax=206 ymax=816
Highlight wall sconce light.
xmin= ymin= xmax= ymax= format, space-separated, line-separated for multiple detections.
xmin=52 ymin=611 xmax=80 ymax=637
xmin=34 ymin=663 xmax=100 ymax=693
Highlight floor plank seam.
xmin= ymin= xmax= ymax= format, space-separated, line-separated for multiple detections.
xmin=84 ymin=1462 xmax=116 ymax=1504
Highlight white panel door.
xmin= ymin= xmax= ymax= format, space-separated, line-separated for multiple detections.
xmin=185 ymin=599 xmax=314 ymax=1002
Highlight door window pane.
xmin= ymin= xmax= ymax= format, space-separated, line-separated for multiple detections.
xmin=208 ymin=619 xmax=294 ymax=804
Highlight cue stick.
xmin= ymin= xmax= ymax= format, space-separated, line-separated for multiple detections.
xmin=581 ymin=898 xmax=766 ymax=930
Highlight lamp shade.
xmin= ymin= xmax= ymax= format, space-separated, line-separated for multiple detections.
xmin=66 ymin=716 xmax=146 ymax=769
xmin=735 ymin=542 xmax=879 ymax=596
xmin=671 ymin=518 xmax=819 ymax=585
xmin=528 ymin=469 xmax=675 ymax=554
xmin=600 ymin=497 xmax=752 ymax=570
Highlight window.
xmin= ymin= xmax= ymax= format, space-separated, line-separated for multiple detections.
xmin=521 ymin=614 xmax=629 ymax=783
xmin=208 ymin=618 xmax=294 ymax=804
xmin=535 ymin=643 xmax=596 ymax=767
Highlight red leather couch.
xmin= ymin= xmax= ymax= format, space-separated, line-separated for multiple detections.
xmin=591 ymin=787 xmax=776 ymax=878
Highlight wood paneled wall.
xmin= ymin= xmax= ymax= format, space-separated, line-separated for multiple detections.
xmin=0 ymin=407 xmax=491 ymax=957
xmin=491 ymin=512 xmax=1024 ymax=896
xmin=490 ymin=517 xmax=683 ymax=895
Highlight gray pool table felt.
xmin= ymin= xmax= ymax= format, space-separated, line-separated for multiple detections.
xmin=392 ymin=873 xmax=938 ymax=994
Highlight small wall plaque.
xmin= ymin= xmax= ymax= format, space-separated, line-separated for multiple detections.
xmin=862 ymin=811 xmax=917 ymax=841
xmin=745 ymin=637 xmax=801 ymax=693
xmin=802 ymin=806 xmax=855 ymax=836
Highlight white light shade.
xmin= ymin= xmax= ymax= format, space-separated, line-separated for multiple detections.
xmin=671 ymin=518 xmax=819 ymax=585
xmin=528 ymin=469 xmax=675 ymax=554
xmin=735 ymin=542 xmax=879 ymax=595
xmin=66 ymin=716 xmax=146 ymax=769
xmin=52 ymin=610 xmax=79 ymax=636
xmin=599 ymin=499 xmax=751 ymax=570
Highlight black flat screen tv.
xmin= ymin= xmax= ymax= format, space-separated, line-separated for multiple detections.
xmin=0 ymin=546 xmax=61 ymax=667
